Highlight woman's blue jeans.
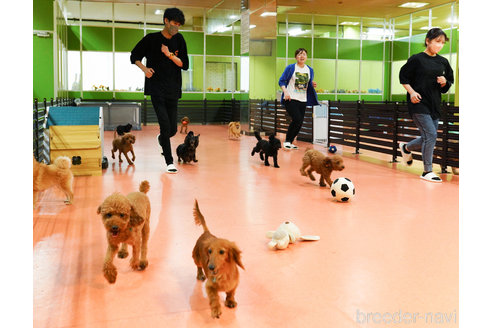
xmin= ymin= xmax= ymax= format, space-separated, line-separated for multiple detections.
xmin=406 ymin=113 xmax=439 ymax=172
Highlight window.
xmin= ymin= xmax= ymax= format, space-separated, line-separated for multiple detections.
xmin=114 ymin=52 xmax=144 ymax=91
xmin=82 ymin=51 xmax=113 ymax=90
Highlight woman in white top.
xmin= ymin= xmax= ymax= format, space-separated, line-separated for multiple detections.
xmin=278 ymin=48 xmax=319 ymax=149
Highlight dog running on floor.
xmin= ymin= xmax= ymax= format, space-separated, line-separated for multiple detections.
xmin=251 ymin=131 xmax=281 ymax=168
xmin=111 ymin=130 xmax=136 ymax=165
xmin=192 ymin=200 xmax=245 ymax=319
xmin=176 ymin=131 xmax=200 ymax=164
xmin=115 ymin=123 xmax=132 ymax=136
xmin=98 ymin=181 xmax=151 ymax=284
xmin=228 ymin=121 xmax=241 ymax=139
xmin=300 ymin=148 xmax=345 ymax=187
xmin=33 ymin=156 xmax=74 ymax=207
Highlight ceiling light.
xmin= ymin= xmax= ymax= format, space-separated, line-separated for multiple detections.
xmin=249 ymin=24 xmax=256 ymax=29
xmin=217 ymin=26 xmax=232 ymax=33
xmin=447 ymin=17 xmax=459 ymax=24
xmin=398 ymin=2 xmax=429 ymax=9
xmin=340 ymin=22 xmax=359 ymax=26
xmin=289 ymin=28 xmax=305 ymax=36
xmin=154 ymin=9 xmax=163 ymax=15
xmin=260 ymin=12 xmax=277 ymax=17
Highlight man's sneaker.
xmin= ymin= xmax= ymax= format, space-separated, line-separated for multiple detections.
xmin=399 ymin=143 xmax=413 ymax=166
xmin=420 ymin=171 xmax=442 ymax=182
xmin=290 ymin=143 xmax=298 ymax=149
xmin=283 ymin=142 xmax=293 ymax=149
xmin=166 ymin=163 xmax=178 ymax=174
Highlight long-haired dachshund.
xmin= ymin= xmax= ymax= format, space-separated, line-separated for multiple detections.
xmin=97 ymin=181 xmax=151 ymax=284
xmin=111 ymin=131 xmax=136 ymax=165
xmin=300 ymin=148 xmax=345 ymax=187
xmin=192 ymin=200 xmax=245 ymax=318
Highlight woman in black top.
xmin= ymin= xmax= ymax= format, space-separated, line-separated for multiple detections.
xmin=399 ymin=28 xmax=454 ymax=182
xmin=130 ymin=8 xmax=189 ymax=174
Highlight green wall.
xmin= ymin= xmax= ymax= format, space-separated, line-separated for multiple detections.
xmin=33 ymin=0 xmax=54 ymax=100
xmin=250 ymin=55 xmax=276 ymax=100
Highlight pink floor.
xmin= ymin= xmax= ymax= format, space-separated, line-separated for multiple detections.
xmin=33 ymin=125 xmax=459 ymax=327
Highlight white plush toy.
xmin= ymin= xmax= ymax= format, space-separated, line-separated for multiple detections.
xmin=266 ymin=221 xmax=319 ymax=250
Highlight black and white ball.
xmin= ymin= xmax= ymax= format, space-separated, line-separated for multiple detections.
xmin=330 ymin=177 xmax=355 ymax=202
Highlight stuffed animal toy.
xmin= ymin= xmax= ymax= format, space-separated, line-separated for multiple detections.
xmin=266 ymin=221 xmax=319 ymax=250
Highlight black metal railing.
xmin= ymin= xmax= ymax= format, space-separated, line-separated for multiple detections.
xmin=33 ymin=97 xmax=75 ymax=162
xmin=249 ymin=99 xmax=459 ymax=171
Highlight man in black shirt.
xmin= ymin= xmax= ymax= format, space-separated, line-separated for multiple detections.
xmin=130 ymin=7 xmax=189 ymax=173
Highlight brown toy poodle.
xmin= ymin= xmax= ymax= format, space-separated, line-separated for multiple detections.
xmin=33 ymin=156 xmax=73 ymax=207
xmin=111 ymin=132 xmax=136 ymax=165
xmin=300 ymin=148 xmax=345 ymax=187
xmin=180 ymin=116 xmax=190 ymax=134
xmin=192 ymin=200 xmax=245 ymax=318
xmin=228 ymin=121 xmax=241 ymax=139
xmin=97 ymin=180 xmax=151 ymax=284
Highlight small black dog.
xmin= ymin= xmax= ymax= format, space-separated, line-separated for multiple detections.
xmin=115 ymin=123 xmax=132 ymax=136
xmin=251 ymin=131 xmax=281 ymax=168
xmin=176 ymin=131 xmax=200 ymax=163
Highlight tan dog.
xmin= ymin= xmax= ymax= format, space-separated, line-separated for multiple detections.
xmin=180 ymin=116 xmax=190 ymax=134
xmin=300 ymin=148 xmax=345 ymax=187
xmin=228 ymin=121 xmax=241 ymax=139
xmin=192 ymin=200 xmax=245 ymax=318
xmin=111 ymin=131 xmax=136 ymax=165
xmin=33 ymin=156 xmax=73 ymax=207
xmin=97 ymin=181 xmax=151 ymax=284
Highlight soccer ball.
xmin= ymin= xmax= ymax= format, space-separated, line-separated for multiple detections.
xmin=328 ymin=145 xmax=337 ymax=153
xmin=330 ymin=177 xmax=355 ymax=202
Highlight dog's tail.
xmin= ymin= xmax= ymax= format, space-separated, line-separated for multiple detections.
xmin=254 ymin=131 xmax=262 ymax=141
xmin=139 ymin=180 xmax=150 ymax=194
xmin=304 ymin=146 xmax=313 ymax=153
xmin=113 ymin=129 xmax=118 ymax=139
xmin=193 ymin=199 xmax=209 ymax=233
xmin=53 ymin=156 xmax=71 ymax=169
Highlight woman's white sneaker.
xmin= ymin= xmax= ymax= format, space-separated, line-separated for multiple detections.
xmin=166 ymin=163 xmax=178 ymax=174
xmin=399 ymin=143 xmax=413 ymax=166
xmin=420 ymin=171 xmax=442 ymax=182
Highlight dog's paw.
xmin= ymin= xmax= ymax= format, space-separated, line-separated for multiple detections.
xmin=64 ymin=200 xmax=72 ymax=205
xmin=225 ymin=299 xmax=237 ymax=308
xmin=128 ymin=161 xmax=134 ymax=165
xmin=274 ymin=165 xmax=280 ymax=168
xmin=119 ymin=159 xmax=123 ymax=163
xmin=211 ymin=307 xmax=222 ymax=319
xmin=309 ymin=175 xmax=316 ymax=181
xmin=138 ymin=260 xmax=148 ymax=270
xmin=103 ymin=263 xmax=117 ymax=284
xmin=118 ymin=249 xmax=128 ymax=258
xmin=265 ymin=163 xmax=270 ymax=166
xmin=319 ymin=182 xmax=326 ymax=187
xmin=197 ymin=273 xmax=206 ymax=281
xmin=130 ymin=259 xmax=140 ymax=270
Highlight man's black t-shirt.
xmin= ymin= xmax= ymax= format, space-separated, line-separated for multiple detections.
xmin=130 ymin=31 xmax=189 ymax=98
xmin=399 ymin=52 xmax=454 ymax=119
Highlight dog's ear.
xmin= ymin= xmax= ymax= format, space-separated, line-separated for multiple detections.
xmin=228 ymin=242 xmax=245 ymax=270
xmin=129 ymin=204 xmax=145 ymax=227
xmin=97 ymin=205 xmax=102 ymax=214
xmin=324 ymin=157 xmax=333 ymax=169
